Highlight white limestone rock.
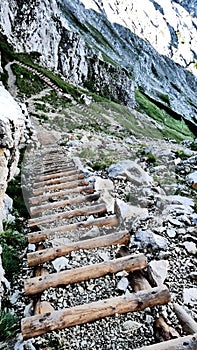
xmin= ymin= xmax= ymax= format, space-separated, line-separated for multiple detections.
xmin=115 ymin=198 xmax=148 ymax=222
xmin=108 ymin=160 xmax=153 ymax=185
xmin=148 ymin=260 xmax=169 ymax=286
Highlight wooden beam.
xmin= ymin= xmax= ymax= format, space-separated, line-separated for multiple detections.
xmin=134 ymin=333 xmax=197 ymax=350
xmin=27 ymin=230 xmax=130 ymax=267
xmin=28 ymin=215 xmax=119 ymax=243
xmin=173 ymin=303 xmax=197 ymax=334
xmin=29 ymin=185 xmax=94 ymax=205
xmin=21 ymin=285 xmax=170 ymax=339
xmin=28 ymin=203 xmax=107 ymax=228
xmin=33 ymin=173 xmax=84 ymax=188
xmin=30 ymin=192 xmax=100 ymax=216
xmin=35 ymin=169 xmax=81 ymax=182
xmin=24 ymin=253 xmax=147 ymax=295
xmin=32 ymin=179 xmax=89 ymax=196
xmin=37 ymin=165 xmax=77 ymax=175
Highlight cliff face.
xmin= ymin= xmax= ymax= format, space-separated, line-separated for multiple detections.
xmin=0 ymin=0 xmax=196 ymax=124
xmin=0 ymin=84 xmax=25 ymax=230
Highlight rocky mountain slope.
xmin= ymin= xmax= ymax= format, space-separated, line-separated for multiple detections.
xmin=0 ymin=0 xmax=197 ymax=129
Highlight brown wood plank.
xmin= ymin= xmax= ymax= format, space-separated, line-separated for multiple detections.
xmin=134 ymin=333 xmax=197 ymax=350
xmin=32 ymin=179 xmax=88 ymax=196
xmin=35 ymin=169 xmax=81 ymax=182
xmin=29 ymin=185 xmax=94 ymax=205
xmin=28 ymin=215 xmax=119 ymax=243
xmin=24 ymin=253 xmax=147 ymax=295
xmin=27 ymin=230 xmax=130 ymax=267
xmin=33 ymin=173 xmax=84 ymax=188
xmin=21 ymin=285 xmax=171 ymax=339
xmin=30 ymin=192 xmax=100 ymax=216
xmin=28 ymin=203 xmax=107 ymax=228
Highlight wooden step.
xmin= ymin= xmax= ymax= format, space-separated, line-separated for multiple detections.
xmin=32 ymin=178 xmax=88 ymax=196
xmin=30 ymin=192 xmax=100 ymax=216
xmin=28 ymin=215 xmax=119 ymax=243
xmin=28 ymin=203 xmax=107 ymax=228
xmin=21 ymin=285 xmax=171 ymax=339
xmin=135 ymin=333 xmax=197 ymax=350
xmin=33 ymin=172 xmax=84 ymax=188
xmin=29 ymin=185 xmax=94 ymax=205
xmin=27 ymin=230 xmax=130 ymax=266
xmin=24 ymin=253 xmax=147 ymax=295
xmin=35 ymin=169 xmax=81 ymax=182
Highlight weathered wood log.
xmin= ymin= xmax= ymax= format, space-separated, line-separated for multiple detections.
xmin=32 ymin=179 xmax=89 ymax=196
xmin=21 ymin=285 xmax=171 ymax=339
xmin=30 ymin=192 xmax=100 ymax=216
xmin=174 ymin=303 xmax=197 ymax=334
xmin=27 ymin=230 xmax=130 ymax=267
xmin=135 ymin=333 xmax=197 ymax=350
xmin=33 ymin=173 xmax=84 ymax=188
xmin=35 ymin=169 xmax=80 ymax=182
xmin=24 ymin=253 xmax=147 ymax=295
xmin=40 ymin=165 xmax=76 ymax=174
xmin=30 ymin=185 xmax=94 ymax=205
xmin=28 ymin=215 xmax=119 ymax=243
xmin=28 ymin=203 xmax=107 ymax=228
xmin=130 ymin=270 xmax=152 ymax=292
xmin=153 ymin=316 xmax=180 ymax=342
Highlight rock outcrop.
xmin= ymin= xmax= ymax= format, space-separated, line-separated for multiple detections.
xmin=0 ymin=0 xmax=196 ymax=123
xmin=0 ymin=84 xmax=25 ymax=229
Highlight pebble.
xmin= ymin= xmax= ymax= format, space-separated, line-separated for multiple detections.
xmin=166 ymin=228 xmax=176 ymax=238
xmin=117 ymin=277 xmax=129 ymax=292
xmin=122 ymin=320 xmax=142 ymax=332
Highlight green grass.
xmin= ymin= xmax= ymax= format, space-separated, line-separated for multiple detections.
xmin=135 ymin=90 xmax=194 ymax=141
xmin=0 ymin=311 xmax=17 ymax=341
xmin=12 ymin=63 xmax=44 ymax=98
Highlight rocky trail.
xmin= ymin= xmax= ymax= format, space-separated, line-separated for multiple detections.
xmin=1 ymin=59 xmax=197 ymax=350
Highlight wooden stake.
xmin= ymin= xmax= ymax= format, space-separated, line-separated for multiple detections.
xmin=173 ymin=303 xmax=197 ymax=334
xmin=134 ymin=333 xmax=197 ymax=350
xmin=21 ymin=285 xmax=171 ymax=339
xmin=30 ymin=192 xmax=100 ymax=217
xmin=28 ymin=215 xmax=119 ymax=243
xmin=27 ymin=230 xmax=130 ymax=267
xmin=24 ymin=254 xmax=147 ymax=295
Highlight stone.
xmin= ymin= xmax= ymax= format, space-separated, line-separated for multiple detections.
xmin=3 ymin=193 xmax=13 ymax=220
xmin=81 ymin=226 xmax=100 ymax=240
xmin=52 ymin=257 xmax=70 ymax=272
xmin=122 ymin=320 xmax=142 ymax=332
xmin=168 ymin=217 xmax=183 ymax=227
xmin=108 ymin=160 xmax=152 ymax=185
xmin=186 ymin=171 xmax=197 ymax=186
xmin=183 ymin=288 xmax=197 ymax=305
xmin=98 ymin=251 xmax=110 ymax=261
xmin=183 ymin=241 xmax=197 ymax=255
xmin=94 ymin=177 xmax=115 ymax=212
xmin=134 ymin=230 xmax=169 ymax=251
xmin=115 ymin=198 xmax=149 ymax=222
xmin=117 ymin=277 xmax=129 ymax=291
xmin=148 ymin=260 xmax=169 ymax=286
xmin=10 ymin=290 xmax=21 ymax=304
xmin=166 ymin=228 xmax=176 ymax=238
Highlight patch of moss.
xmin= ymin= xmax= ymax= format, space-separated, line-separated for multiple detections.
xmin=0 ymin=311 xmax=18 ymax=341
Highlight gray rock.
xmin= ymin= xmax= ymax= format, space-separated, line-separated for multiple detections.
xmin=135 ymin=230 xmax=169 ymax=251
xmin=52 ymin=257 xmax=70 ymax=272
xmin=81 ymin=226 xmax=100 ymax=240
xmin=183 ymin=288 xmax=197 ymax=305
xmin=166 ymin=228 xmax=176 ymax=238
xmin=148 ymin=260 xmax=169 ymax=286
xmin=122 ymin=320 xmax=142 ymax=332
xmin=117 ymin=277 xmax=129 ymax=291
xmin=115 ymin=198 xmax=149 ymax=221
xmin=183 ymin=241 xmax=197 ymax=255
xmin=186 ymin=171 xmax=197 ymax=185
xmin=108 ymin=160 xmax=152 ymax=185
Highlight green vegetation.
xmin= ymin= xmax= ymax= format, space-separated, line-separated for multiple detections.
xmin=175 ymin=149 xmax=189 ymax=160
xmin=12 ymin=63 xmax=44 ymax=98
xmin=0 ymin=311 xmax=17 ymax=341
xmin=135 ymin=90 xmax=194 ymax=141
xmin=190 ymin=141 xmax=197 ymax=151
xmin=0 ymin=221 xmax=27 ymax=280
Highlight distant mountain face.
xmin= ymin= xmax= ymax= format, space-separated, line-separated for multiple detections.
xmin=0 ymin=0 xmax=197 ymax=127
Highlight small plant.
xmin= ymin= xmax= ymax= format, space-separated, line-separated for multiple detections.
xmin=146 ymin=153 xmax=157 ymax=165
xmin=175 ymin=149 xmax=188 ymax=160
xmin=0 ymin=311 xmax=17 ymax=341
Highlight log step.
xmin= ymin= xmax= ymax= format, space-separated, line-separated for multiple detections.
xmin=21 ymin=286 xmax=171 ymax=339
xmin=28 ymin=215 xmax=119 ymax=243
xmin=33 ymin=172 xmax=84 ymax=188
xmin=135 ymin=333 xmax=197 ymax=350
xmin=32 ymin=179 xmax=89 ymax=196
xmin=35 ymin=169 xmax=81 ymax=182
xmin=27 ymin=230 xmax=130 ymax=267
xmin=30 ymin=192 xmax=100 ymax=217
xmin=24 ymin=253 xmax=147 ymax=295
xmin=28 ymin=203 xmax=107 ymax=228
xmin=29 ymin=185 xmax=94 ymax=205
